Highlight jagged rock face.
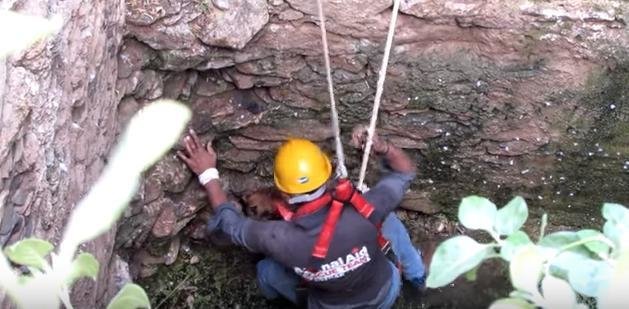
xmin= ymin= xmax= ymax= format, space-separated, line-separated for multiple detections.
xmin=116 ymin=0 xmax=629 ymax=276
xmin=0 ymin=0 xmax=126 ymax=307
xmin=126 ymin=0 xmax=269 ymax=50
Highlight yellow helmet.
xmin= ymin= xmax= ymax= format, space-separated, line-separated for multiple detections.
xmin=273 ymin=139 xmax=332 ymax=194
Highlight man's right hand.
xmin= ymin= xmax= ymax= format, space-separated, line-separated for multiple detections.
xmin=177 ymin=129 xmax=217 ymax=175
xmin=177 ymin=129 xmax=228 ymax=209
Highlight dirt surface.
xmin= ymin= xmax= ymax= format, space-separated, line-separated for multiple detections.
xmin=396 ymin=260 xmax=510 ymax=309
xmin=138 ymin=211 xmax=514 ymax=308
xmin=138 ymin=205 xmax=607 ymax=308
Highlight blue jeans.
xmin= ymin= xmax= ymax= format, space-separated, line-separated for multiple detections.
xmin=382 ymin=213 xmax=426 ymax=287
xmin=256 ymin=213 xmax=424 ymax=304
xmin=379 ymin=260 xmax=402 ymax=308
xmin=257 ymin=258 xmax=401 ymax=308
xmin=256 ymin=258 xmax=300 ymax=304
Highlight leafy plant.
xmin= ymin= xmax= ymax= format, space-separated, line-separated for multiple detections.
xmin=0 ymin=10 xmax=192 ymax=309
xmin=0 ymin=100 xmax=190 ymax=308
xmin=427 ymin=196 xmax=629 ymax=308
xmin=0 ymin=10 xmax=62 ymax=58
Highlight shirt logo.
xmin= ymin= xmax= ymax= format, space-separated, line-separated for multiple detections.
xmin=294 ymin=246 xmax=371 ymax=282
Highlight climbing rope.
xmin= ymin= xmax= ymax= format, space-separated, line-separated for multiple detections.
xmin=316 ymin=0 xmax=401 ymax=188
xmin=357 ymin=0 xmax=401 ymax=190
xmin=316 ymin=0 xmax=347 ymax=179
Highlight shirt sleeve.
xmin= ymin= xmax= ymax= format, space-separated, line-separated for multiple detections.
xmin=207 ymin=201 xmax=293 ymax=257
xmin=363 ymin=171 xmax=415 ymax=223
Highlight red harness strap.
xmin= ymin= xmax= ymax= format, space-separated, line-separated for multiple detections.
xmin=275 ymin=203 xmax=294 ymax=221
xmin=312 ymin=200 xmax=344 ymax=258
xmin=334 ymin=179 xmax=374 ymax=218
xmin=275 ymin=179 xmax=390 ymax=261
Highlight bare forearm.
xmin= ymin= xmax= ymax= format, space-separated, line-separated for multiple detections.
xmin=204 ymin=180 xmax=228 ymax=210
xmin=382 ymin=143 xmax=416 ymax=174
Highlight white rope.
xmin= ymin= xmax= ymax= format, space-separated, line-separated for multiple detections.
xmin=316 ymin=0 xmax=347 ymax=179
xmin=357 ymin=0 xmax=401 ymax=190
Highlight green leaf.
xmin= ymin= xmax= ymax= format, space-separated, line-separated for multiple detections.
xmin=60 ymin=101 xmax=191 ymax=252
xmin=464 ymin=266 xmax=478 ymax=282
xmin=567 ymin=259 xmax=612 ymax=298
xmin=509 ymin=290 xmax=531 ymax=300
xmin=107 ymin=283 xmax=151 ymax=309
xmin=550 ymin=251 xmax=593 ymax=280
xmin=576 ymin=229 xmax=611 ymax=256
xmin=115 ymin=100 xmax=193 ymax=174
xmin=602 ymin=221 xmax=625 ymax=252
xmin=458 ymin=196 xmax=497 ymax=232
xmin=510 ymin=245 xmax=544 ymax=295
xmin=539 ymin=231 xmax=595 ymax=279
xmin=601 ymin=203 xmax=629 ymax=252
xmin=67 ymin=252 xmax=100 ymax=285
xmin=0 ymin=11 xmax=62 ymax=58
xmin=598 ymin=250 xmax=629 ymax=309
xmin=541 ymin=275 xmax=576 ymax=308
xmin=500 ymin=231 xmax=532 ymax=261
xmin=17 ymin=275 xmax=32 ymax=285
xmin=602 ymin=203 xmax=629 ymax=225
xmin=539 ymin=231 xmax=580 ymax=248
xmin=494 ymin=196 xmax=528 ymax=236
xmin=4 ymin=238 xmax=54 ymax=269
xmin=426 ymin=236 xmax=493 ymax=288
xmin=489 ymin=298 xmax=535 ymax=309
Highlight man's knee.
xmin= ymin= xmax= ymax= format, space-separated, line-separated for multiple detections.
xmin=256 ymin=259 xmax=280 ymax=299
xmin=256 ymin=259 xmax=276 ymax=282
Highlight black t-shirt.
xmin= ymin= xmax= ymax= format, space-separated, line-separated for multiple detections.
xmin=208 ymin=171 xmax=415 ymax=308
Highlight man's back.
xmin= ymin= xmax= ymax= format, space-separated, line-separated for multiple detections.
xmin=208 ymin=171 xmax=415 ymax=307
xmin=261 ymin=206 xmax=393 ymax=308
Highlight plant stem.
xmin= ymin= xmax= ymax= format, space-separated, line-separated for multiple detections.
xmin=539 ymin=213 xmax=548 ymax=242
xmin=489 ymin=231 xmax=504 ymax=246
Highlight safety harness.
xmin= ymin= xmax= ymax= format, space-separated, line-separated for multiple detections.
xmin=274 ymin=179 xmax=390 ymax=263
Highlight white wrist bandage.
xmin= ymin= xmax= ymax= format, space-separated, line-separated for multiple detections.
xmin=198 ymin=168 xmax=219 ymax=185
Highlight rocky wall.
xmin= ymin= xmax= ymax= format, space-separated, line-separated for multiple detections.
xmin=117 ymin=1 xmax=629 ymax=277
xmin=0 ymin=0 xmax=125 ymax=307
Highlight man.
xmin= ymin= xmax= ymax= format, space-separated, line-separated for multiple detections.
xmin=177 ymin=125 xmax=425 ymax=308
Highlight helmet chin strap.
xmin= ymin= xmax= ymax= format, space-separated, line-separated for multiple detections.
xmin=288 ymin=186 xmax=327 ymax=205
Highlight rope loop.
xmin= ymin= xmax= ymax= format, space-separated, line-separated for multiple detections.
xmin=315 ymin=0 xmax=401 ymax=186
xmin=315 ymin=0 xmax=347 ymax=179
xmin=357 ymin=0 xmax=401 ymax=189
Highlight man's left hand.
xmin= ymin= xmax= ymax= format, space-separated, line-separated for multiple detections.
xmin=351 ymin=124 xmax=388 ymax=154
xmin=177 ymin=129 xmax=217 ymax=175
